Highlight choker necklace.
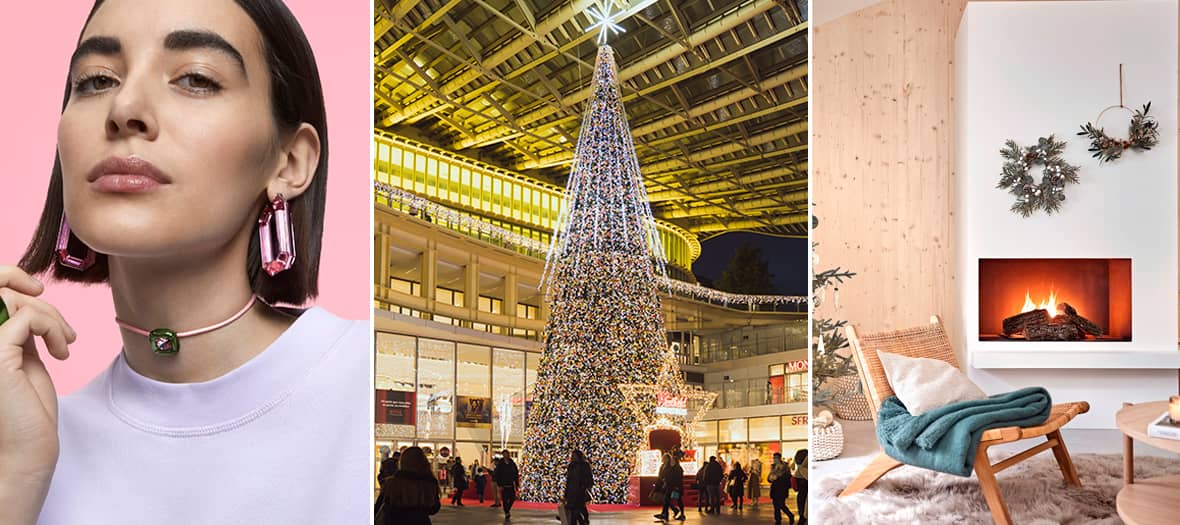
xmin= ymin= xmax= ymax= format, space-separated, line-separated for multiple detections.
xmin=116 ymin=294 xmax=258 ymax=356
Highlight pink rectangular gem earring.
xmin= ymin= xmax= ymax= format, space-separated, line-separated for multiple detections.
xmin=56 ymin=215 xmax=97 ymax=271
xmin=258 ymin=193 xmax=295 ymax=276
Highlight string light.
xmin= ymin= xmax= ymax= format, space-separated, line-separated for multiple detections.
xmin=374 ymin=183 xmax=806 ymax=308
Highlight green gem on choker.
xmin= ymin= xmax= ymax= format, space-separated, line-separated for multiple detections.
xmin=116 ymin=295 xmax=258 ymax=356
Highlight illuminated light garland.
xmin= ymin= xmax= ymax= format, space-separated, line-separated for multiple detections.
xmin=519 ymin=45 xmax=667 ymax=504
xmin=374 ymin=183 xmax=806 ymax=308
xmin=619 ymin=346 xmax=718 ymax=453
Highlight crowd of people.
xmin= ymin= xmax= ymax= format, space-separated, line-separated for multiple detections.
xmin=373 ymin=446 xmax=807 ymax=525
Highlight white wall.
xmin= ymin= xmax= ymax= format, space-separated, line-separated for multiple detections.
xmin=956 ymin=0 xmax=1179 ymax=427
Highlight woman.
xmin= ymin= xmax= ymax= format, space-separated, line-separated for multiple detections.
xmin=727 ymin=462 xmax=747 ymax=511
xmin=769 ymin=452 xmax=794 ymax=525
xmin=489 ymin=457 xmax=503 ymax=507
xmin=449 ymin=456 xmax=468 ymax=506
xmin=0 ymin=1 xmax=367 ymax=523
xmin=654 ymin=453 xmax=684 ymax=521
xmin=472 ymin=459 xmax=488 ymax=503
xmin=563 ymin=450 xmax=593 ymax=525
xmin=380 ymin=447 xmax=441 ymax=525
xmin=747 ymin=456 xmax=762 ymax=507
xmin=793 ymin=449 xmax=808 ymax=525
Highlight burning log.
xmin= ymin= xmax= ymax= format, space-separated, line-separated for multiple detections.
xmin=1057 ymin=303 xmax=1103 ymax=336
xmin=1026 ymin=322 xmax=1083 ymax=341
xmin=1002 ymin=309 xmax=1050 ymax=335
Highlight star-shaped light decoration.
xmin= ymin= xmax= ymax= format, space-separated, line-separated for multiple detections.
xmin=618 ymin=346 xmax=718 ymax=451
xmin=585 ymin=2 xmax=626 ymax=45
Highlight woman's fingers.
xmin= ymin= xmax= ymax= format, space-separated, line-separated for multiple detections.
xmin=0 ymin=296 xmax=71 ymax=362
xmin=0 ymin=289 xmax=74 ymax=358
xmin=0 ymin=266 xmax=44 ymax=298
xmin=21 ymin=340 xmax=59 ymax=425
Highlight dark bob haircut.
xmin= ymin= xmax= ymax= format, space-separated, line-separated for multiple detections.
xmin=19 ymin=0 xmax=328 ymax=305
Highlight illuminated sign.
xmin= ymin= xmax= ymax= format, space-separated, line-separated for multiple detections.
xmin=655 ymin=391 xmax=688 ymax=416
xmin=785 ymin=360 xmax=808 ymax=373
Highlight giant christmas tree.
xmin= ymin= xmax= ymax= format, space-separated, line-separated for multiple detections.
xmin=519 ymin=44 xmax=667 ymax=504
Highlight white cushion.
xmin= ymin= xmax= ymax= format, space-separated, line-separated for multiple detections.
xmin=877 ymin=351 xmax=987 ymax=416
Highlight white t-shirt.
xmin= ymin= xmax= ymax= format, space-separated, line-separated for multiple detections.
xmin=38 ymin=307 xmax=370 ymax=524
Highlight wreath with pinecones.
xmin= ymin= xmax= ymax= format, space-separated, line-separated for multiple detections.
xmin=1077 ymin=102 xmax=1159 ymax=163
xmin=997 ymin=136 xmax=1081 ymax=217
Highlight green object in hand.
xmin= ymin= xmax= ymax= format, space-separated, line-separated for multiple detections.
xmin=0 ymin=296 xmax=8 ymax=325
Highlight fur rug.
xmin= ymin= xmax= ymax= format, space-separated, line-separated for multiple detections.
xmin=814 ymin=453 xmax=1180 ymax=524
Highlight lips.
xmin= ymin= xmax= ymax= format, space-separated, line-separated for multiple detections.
xmin=87 ymin=156 xmax=171 ymax=193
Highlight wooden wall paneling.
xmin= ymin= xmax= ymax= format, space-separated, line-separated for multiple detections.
xmin=813 ymin=0 xmax=968 ymax=351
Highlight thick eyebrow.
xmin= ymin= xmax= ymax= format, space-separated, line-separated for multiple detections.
xmin=70 ymin=36 xmax=121 ymax=71
xmin=164 ymin=29 xmax=246 ymax=75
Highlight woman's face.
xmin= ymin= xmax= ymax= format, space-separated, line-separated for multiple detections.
xmin=58 ymin=0 xmax=280 ymax=261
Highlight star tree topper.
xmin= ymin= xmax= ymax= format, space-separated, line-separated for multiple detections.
xmin=585 ymin=1 xmax=626 ymax=45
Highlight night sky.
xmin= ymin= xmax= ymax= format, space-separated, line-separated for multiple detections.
xmin=691 ymin=231 xmax=808 ymax=297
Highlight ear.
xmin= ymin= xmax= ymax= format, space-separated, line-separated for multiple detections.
xmin=267 ymin=123 xmax=320 ymax=200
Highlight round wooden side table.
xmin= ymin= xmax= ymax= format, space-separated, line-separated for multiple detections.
xmin=1115 ymin=401 xmax=1180 ymax=525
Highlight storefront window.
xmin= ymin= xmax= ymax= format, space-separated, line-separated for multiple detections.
xmin=782 ymin=414 xmax=808 ymax=441
xmin=375 ymin=333 xmax=415 ymax=392
xmin=456 ymin=344 xmax=491 ymax=441
xmin=749 ymin=416 xmax=780 ymax=442
xmin=417 ymin=339 xmax=455 ymax=440
xmin=492 ymin=348 xmax=525 ymax=446
xmin=719 ymin=418 xmax=747 ymax=443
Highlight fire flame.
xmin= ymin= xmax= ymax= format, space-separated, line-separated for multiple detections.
xmin=1021 ymin=289 xmax=1058 ymax=317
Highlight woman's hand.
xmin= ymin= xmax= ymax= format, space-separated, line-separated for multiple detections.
xmin=0 ymin=265 xmax=75 ymax=524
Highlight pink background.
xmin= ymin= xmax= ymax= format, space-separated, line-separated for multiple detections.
xmin=0 ymin=1 xmax=371 ymax=394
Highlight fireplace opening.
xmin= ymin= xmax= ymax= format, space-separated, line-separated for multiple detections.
xmin=978 ymin=258 xmax=1131 ymax=342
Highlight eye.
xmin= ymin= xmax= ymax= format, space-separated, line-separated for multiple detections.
xmin=173 ymin=72 xmax=223 ymax=94
xmin=73 ymin=73 xmax=120 ymax=96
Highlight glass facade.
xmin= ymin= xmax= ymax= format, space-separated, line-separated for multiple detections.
xmin=693 ymin=415 xmax=808 ymax=485
xmin=375 ymin=332 xmax=534 ymax=469
xmin=373 ymin=132 xmax=700 ymax=272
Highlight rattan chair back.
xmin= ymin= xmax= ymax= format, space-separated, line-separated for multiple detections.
xmin=844 ymin=315 xmax=958 ymax=422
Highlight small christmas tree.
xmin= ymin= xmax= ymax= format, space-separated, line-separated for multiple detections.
xmin=811 ymin=216 xmax=858 ymax=406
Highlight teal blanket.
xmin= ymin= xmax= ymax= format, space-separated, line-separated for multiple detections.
xmin=877 ymin=387 xmax=1051 ymax=477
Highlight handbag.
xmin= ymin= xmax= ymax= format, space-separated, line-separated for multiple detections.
xmin=649 ymin=488 xmax=666 ymax=503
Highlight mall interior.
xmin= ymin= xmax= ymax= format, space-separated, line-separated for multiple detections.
xmin=373 ymin=0 xmax=808 ymax=504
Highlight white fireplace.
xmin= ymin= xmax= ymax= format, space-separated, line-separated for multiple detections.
xmin=956 ymin=1 xmax=1178 ymax=426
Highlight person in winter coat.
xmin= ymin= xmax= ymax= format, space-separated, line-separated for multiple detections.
xmin=489 ymin=457 xmax=502 ymax=507
xmin=702 ymin=456 xmax=724 ymax=514
xmin=694 ymin=463 xmax=708 ymax=513
xmin=727 ymin=462 xmax=748 ymax=510
xmin=472 ymin=460 xmax=488 ymax=503
xmin=747 ymin=456 xmax=763 ymax=507
xmin=563 ymin=450 xmax=594 ymax=525
xmin=768 ymin=452 xmax=794 ymax=525
xmin=379 ymin=447 xmax=441 ymax=525
xmin=493 ymin=450 xmax=520 ymax=519
xmin=448 ymin=456 xmax=468 ymax=506
xmin=653 ymin=454 xmax=685 ymax=521
xmin=793 ymin=449 xmax=809 ymax=525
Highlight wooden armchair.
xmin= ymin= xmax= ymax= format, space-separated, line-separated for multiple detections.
xmin=839 ymin=316 xmax=1090 ymax=525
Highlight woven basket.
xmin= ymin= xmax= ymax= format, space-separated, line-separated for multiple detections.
xmin=812 ymin=420 xmax=844 ymax=461
xmin=829 ymin=374 xmax=873 ymax=421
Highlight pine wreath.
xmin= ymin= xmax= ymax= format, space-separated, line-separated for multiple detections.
xmin=1077 ymin=102 xmax=1159 ymax=163
xmin=997 ymin=136 xmax=1081 ymax=217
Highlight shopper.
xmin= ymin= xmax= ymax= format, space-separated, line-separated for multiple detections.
xmin=768 ymin=452 xmax=794 ymax=525
xmin=380 ymin=447 xmax=441 ymax=525
xmin=473 ymin=460 xmax=488 ymax=503
xmin=703 ymin=456 xmax=724 ymax=514
xmin=490 ymin=457 xmax=503 ymax=507
xmin=793 ymin=450 xmax=809 ymax=525
xmin=747 ymin=456 xmax=763 ymax=507
xmin=655 ymin=454 xmax=684 ymax=521
xmin=727 ymin=462 xmax=748 ymax=510
xmin=449 ymin=456 xmax=468 ymax=506
xmin=494 ymin=449 xmax=520 ymax=519
xmin=563 ymin=450 xmax=594 ymax=525
xmin=653 ymin=454 xmax=672 ymax=520
xmin=694 ymin=463 xmax=708 ymax=513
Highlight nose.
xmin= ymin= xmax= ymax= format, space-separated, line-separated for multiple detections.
xmin=105 ymin=74 xmax=158 ymax=141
